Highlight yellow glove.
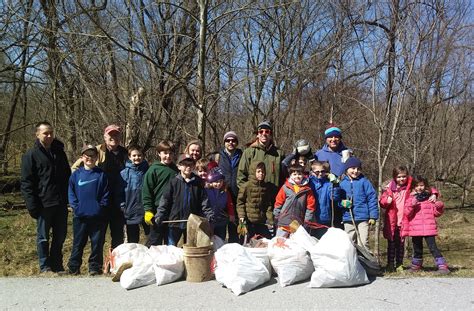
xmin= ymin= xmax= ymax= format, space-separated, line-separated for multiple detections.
xmin=237 ymin=218 xmax=248 ymax=237
xmin=368 ymin=219 xmax=376 ymax=226
xmin=144 ymin=211 xmax=154 ymax=226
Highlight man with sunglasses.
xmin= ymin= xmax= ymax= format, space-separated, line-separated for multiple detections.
xmin=216 ymin=131 xmax=243 ymax=243
xmin=237 ymin=121 xmax=284 ymax=190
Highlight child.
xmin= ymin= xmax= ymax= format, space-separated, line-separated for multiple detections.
xmin=379 ymin=166 xmax=412 ymax=272
xmin=308 ymin=161 xmax=342 ymax=239
xmin=402 ymin=176 xmax=449 ymax=274
xmin=155 ymin=154 xmax=214 ymax=246
xmin=67 ymin=145 xmax=109 ymax=275
xmin=236 ymin=162 xmax=277 ymax=240
xmin=195 ymin=158 xmax=210 ymax=185
xmin=273 ymin=164 xmax=316 ymax=237
xmin=142 ymin=140 xmax=179 ymax=246
xmin=339 ymin=157 xmax=378 ymax=249
xmin=119 ymin=146 xmax=149 ymax=243
xmin=206 ymin=169 xmax=235 ymax=241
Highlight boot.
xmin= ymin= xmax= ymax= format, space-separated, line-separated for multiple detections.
xmin=386 ymin=262 xmax=395 ymax=272
xmin=434 ymin=257 xmax=450 ymax=275
xmin=408 ymin=258 xmax=423 ymax=272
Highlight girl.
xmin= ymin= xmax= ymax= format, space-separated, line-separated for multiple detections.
xmin=206 ymin=169 xmax=235 ymax=241
xmin=402 ymin=176 xmax=449 ymax=274
xmin=119 ymin=146 xmax=149 ymax=243
xmin=379 ymin=166 xmax=412 ymax=272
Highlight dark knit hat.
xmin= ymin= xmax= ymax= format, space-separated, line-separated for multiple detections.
xmin=344 ymin=157 xmax=362 ymax=172
xmin=324 ymin=126 xmax=342 ymax=139
xmin=207 ymin=169 xmax=224 ymax=183
xmin=257 ymin=121 xmax=272 ymax=131
xmin=223 ymin=131 xmax=238 ymax=142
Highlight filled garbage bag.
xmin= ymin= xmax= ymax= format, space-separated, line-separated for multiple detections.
xmin=149 ymin=245 xmax=185 ymax=286
xmin=268 ymin=237 xmax=314 ymax=287
xmin=308 ymin=228 xmax=369 ymax=288
xmin=110 ymin=243 xmax=149 ymax=275
xmin=215 ymin=243 xmax=270 ymax=296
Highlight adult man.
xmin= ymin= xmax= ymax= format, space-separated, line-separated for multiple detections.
xmin=237 ymin=121 xmax=284 ymax=189
xmin=314 ymin=125 xmax=350 ymax=177
xmin=72 ymin=124 xmax=128 ymax=249
xmin=21 ymin=121 xmax=71 ymax=273
xmin=217 ymin=131 xmax=242 ymax=243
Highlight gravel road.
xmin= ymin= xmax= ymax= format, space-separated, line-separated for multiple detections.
xmin=1 ymin=276 xmax=473 ymax=310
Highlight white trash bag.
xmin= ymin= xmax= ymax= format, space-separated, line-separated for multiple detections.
xmin=110 ymin=243 xmax=149 ymax=275
xmin=120 ymin=254 xmax=155 ymax=290
xmin=268 ymin=237 xmax=314 ymax=287
xmin=290 ymin=225 xmax=318 ymax=251
xmin=148 ymin=245 xmax=185 ymax=286
xmin=215 ymin=243 xmax=271 ymax=296
xmin=309 ymin=228 xmax=369 ymax=288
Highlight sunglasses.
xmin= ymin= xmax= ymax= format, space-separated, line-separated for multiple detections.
xmin=258 ymin=129 xmax=272 ymax=135
xmin=225 ymin=139 xmax=237 ymax=143
xmin=312 ymin=170 xmax=326 ymax=175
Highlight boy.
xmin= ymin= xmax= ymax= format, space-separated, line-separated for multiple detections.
xmin=155 ymin=154 xmax=214 ymax=246
xmin=119 ymin=145 xmax=149 ymax=243
xmin=339 ymin=157 xmax=378 ymax=249
xmin=195 ymin=158 xmax=210 ymax=183
xmin=274 ymin=164 xmax=316 ymax=237
xmin=237 ymin=162 xmax=277 ymax=239
xmin=308 ymin=161 xmax=342 ymax=239
xmin=142 ymin=140 xmax=178 ymax=247
xmin=68 ymin=145 xmax=109 ymax=275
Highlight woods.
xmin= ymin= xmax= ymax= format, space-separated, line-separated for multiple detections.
xmin=1 ymin=0 xmax=472 ymax=200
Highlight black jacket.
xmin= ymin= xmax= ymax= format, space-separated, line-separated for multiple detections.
xmin=217 ymin=148 xmax=242 ymax=200
xmin=21 ymin=139 xmax=71 ymax=218
xmin=155 ymin=173 xmax=214 ymax=228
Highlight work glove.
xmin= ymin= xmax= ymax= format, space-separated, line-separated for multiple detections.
xmin=428 ymin=194 xmax=437 ymax=202
xmin=237 ymin=218 xmax=248 ymax=237
xmin=368 ymin=219 xmax=376 ymax=226
xmin=154 ymin=216 xmax=163 ymax=227
xmin=120 ymin=203 xmax=126 ymax=213
xmin=328 ymin=173 xmax=339 ymax=184
xmin=144 ymin=211 xmax=154 ymax=226
xmin=386 ymin=196 xmax=393 ymax=204
xmin=341 ymin=200 xmax=352 ymax=209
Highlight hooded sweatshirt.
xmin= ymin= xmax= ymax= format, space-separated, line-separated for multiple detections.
xmin=141 ymin=161 xmax=178 ymax=214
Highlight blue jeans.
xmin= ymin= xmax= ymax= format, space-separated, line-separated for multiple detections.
xmin=68 ymin=216 xmax=106 ymax=273
xmin=168 ymin=227 xmax=186 ymax=246
xmin=36 ymin=205 xmax=68 ymax=272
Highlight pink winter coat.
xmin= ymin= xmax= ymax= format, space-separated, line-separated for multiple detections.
xmin=379 ymin=177 xmax=413 ymax=240
xmin=402 ymin=195 xmax=444 ymax=237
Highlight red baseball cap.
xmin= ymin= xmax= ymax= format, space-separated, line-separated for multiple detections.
xmin=104 ymin=124 xmax=121 ymax=135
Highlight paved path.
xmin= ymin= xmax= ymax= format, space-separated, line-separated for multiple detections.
xmin=1 ymin=276 xmax=473 ymax=310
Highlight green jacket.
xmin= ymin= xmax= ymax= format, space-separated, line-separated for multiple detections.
xmin=237 ymin=140 xmax=284 ymax=189
xmin=236 ymin=162 xmax=277 ymax=225
xmin=141 ymin=161 xmax=178 ymax=213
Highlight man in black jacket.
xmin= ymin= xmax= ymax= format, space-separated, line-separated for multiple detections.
xmin=21 ymin=121 xmax=71 ymax=273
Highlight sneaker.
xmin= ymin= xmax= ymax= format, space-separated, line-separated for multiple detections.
xmin=68 ymin=269 xmax=80 ymax=275
xmin=89 ymin=270 xmax=102 ymax=276
xmin=56 ymin=270 xmax=69 ymax=276
xmin=40 ymin=267 xmax=52 ymax=273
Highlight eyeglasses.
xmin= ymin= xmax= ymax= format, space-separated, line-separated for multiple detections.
xmin=225 ymin=139 xmax=237 ymax=143
xmin=258 ymin=129 xmax=272 ymax=135
xmin=312 ymin=170 xmax=326 ymax=175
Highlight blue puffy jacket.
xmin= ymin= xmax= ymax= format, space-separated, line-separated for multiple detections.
xmin=314 ymin=143 xmax=348 ymax=177
xmin=339 ymin=175 xmax=379 ymax=222
xmin=119 ymin=160 xmax=149 ymax=224
xmin=309 ymin=176 xmax=342 ymax=225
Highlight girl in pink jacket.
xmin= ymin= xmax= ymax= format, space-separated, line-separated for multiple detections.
xmin=379 ymin=166 xmax=412 ymax=272
xmin=403 ymin=176 xmax=449 ymax=274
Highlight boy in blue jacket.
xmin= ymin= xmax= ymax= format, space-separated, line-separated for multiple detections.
xmin=308 ymin=161 xmax=342 ymax=239
xmin=119 ymin=146 xmax=149 ymax=243
xmin=339 ymin=157 xmax=378 ymax=249
xmin=68 ymin=145 xmax=109 ymax=275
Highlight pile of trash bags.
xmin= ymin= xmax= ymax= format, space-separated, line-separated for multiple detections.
xmin=109 ymin=215 xmax=376 ymax=294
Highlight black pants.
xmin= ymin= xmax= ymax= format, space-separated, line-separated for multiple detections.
xmin=227 ymin=221 xmax=239 ymax=243
xmin=106 ymin=208 xmax=125 ymax=249
xmin=412 ymin=236 xmax=442 ymax=259
xmin=146 ymin=223 xmax=168 ymax=247
xmin=126 ymin=224 xmax=140 ymax=243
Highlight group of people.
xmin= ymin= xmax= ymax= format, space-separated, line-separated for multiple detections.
xmin=20 ymin=120 xmax=449 ymax=276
